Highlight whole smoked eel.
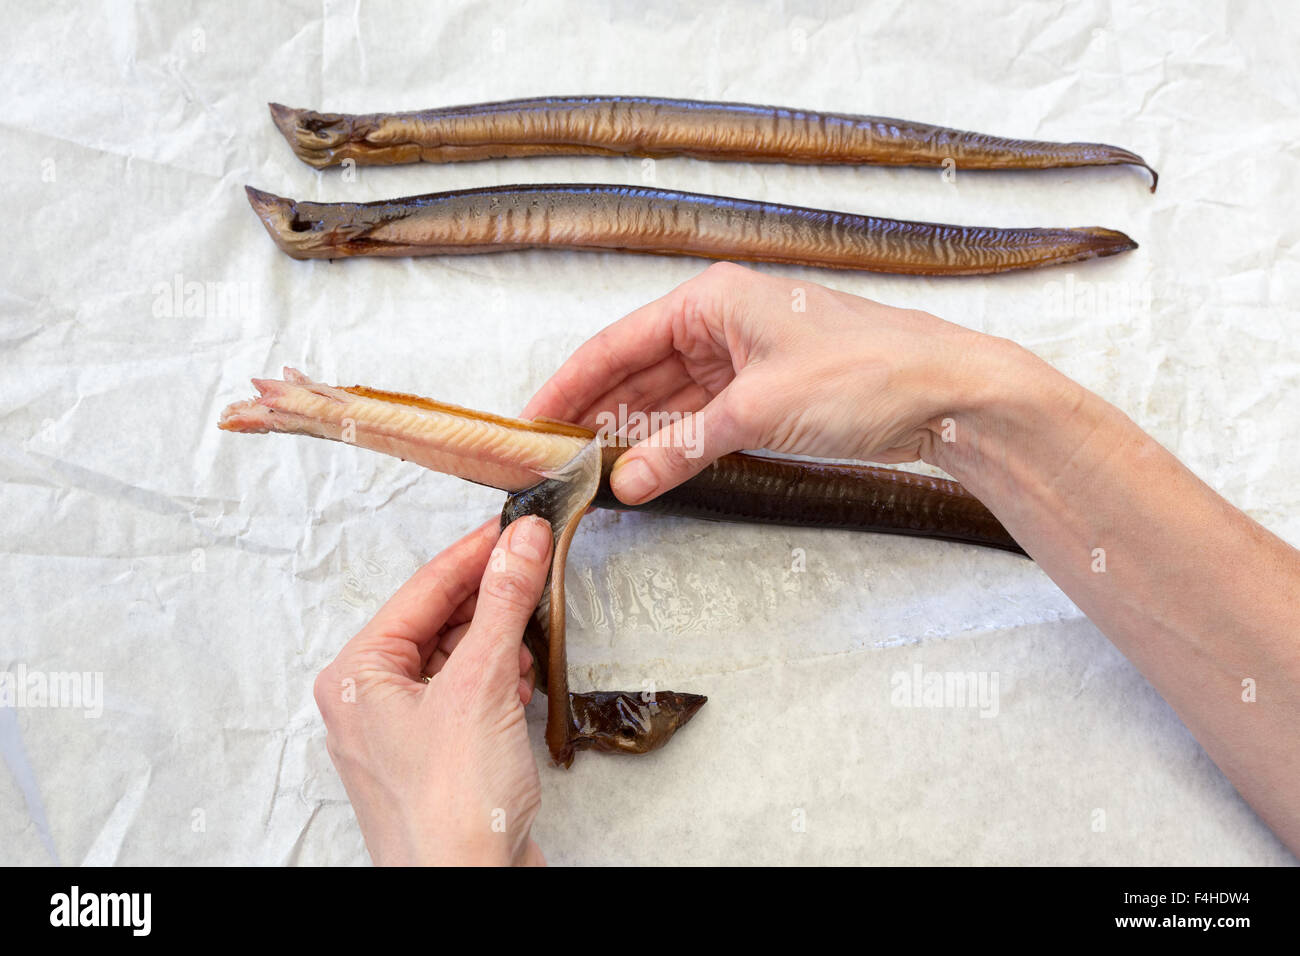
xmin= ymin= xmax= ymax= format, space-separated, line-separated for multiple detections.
xmin=245 ymin=183 xmax=1137 ymax=276
xmin=268 ymin=96 xmax=1158 ymax=190
xmin=219 ymin=371 xmax=1025 ymax=765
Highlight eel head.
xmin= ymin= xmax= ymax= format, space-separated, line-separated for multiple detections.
xmin=268 ymin=103 xmax=419 ymax=168
xmin=570 ymin=691 xmax=708 ymax=756
xmin=244 ymin=186 xmax=405 ymax=259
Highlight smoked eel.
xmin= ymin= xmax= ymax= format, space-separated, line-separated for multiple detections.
xmin=268 ymin=96 xmax=1158 ymax=191
xmin=219 ymin=371 xmax=1024 ymax=764
xmin=245 ymin=183 xmax=1137 ymax=276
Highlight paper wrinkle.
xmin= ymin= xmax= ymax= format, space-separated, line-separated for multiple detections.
xmin=2 ymin=0 xmax=1298 ymax=864
xmin=0 ymin=709 xmax=60 ymax=864
xmin=80 ymin=765 xmax=152 ymax=866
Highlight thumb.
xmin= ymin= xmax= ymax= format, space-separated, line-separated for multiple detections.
xmin=454 ymin=516 xmax=553 ymax=683
xmin=609 ymin=390 xmax=751 ymax=505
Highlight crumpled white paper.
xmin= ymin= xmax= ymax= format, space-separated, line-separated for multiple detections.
xmin=1 ymin=0 xmax=1297 ymax=865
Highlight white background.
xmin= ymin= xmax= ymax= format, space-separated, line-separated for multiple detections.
xmin=1 ymin=0 xmax=1297 ymax=864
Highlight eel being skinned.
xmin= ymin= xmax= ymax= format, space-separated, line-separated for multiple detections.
xmin=245 ymin=183 xmax=1137 ymax=276
xmin=267 ymin=96 xmax=1157 ymax=191
xmin=219 ymin=369 xmax=1025 ymax=765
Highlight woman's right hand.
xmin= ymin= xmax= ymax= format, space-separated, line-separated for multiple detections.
xmin=523 ymin=262 xmax=1012 ymax=505
xmin=535 ymin=263 xmax=1300 ymax=859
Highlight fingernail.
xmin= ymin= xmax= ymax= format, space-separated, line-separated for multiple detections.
xmin=612 ymin=458 xmax=655 ymax=504
xmin=509 ymin=516 xmax=550 ymax=562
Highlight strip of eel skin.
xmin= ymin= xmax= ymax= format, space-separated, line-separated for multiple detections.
xmin=500 ymin=441 xmax=707 ymax=767
xmin=245 ymin=183 xmax=1137 ymax=276
xmin=219 ymin=370 xmax=1025 ymax=764
xmin=267 ymin=96 xmax=1158 ymax=191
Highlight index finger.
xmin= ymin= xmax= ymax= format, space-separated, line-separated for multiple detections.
xmin=340 ymin=517 xmax=500 ymax=665
xmin=521 ymin=285 xmax=686 ymax=423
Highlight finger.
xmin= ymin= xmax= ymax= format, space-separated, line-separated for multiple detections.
xmin=649 ymin=381 xmax=716 ymax=420
xmin=369 ymin=518 xmax=498 ymax=644
xmin=525 ymin=262 xmax=761 ymax=424
xmin=337 ymin=518 xmax=498 ymax=675
xmin=429 ymin=620 xmax=540 ymax=693
xmin=522 ymin=282 xmax=698 ymax=422
xmin=452 ymin=516 xmax=554 ymax=680
xmin=608 ymin=387 xmax=755 ymax=505
xmin=514 ymin=646 xmax=536 ymax=705
xmin=421 ymin=621 xmax=472 ymax=677
xmin=444 ymin=590 xmax=480 ymax=630
xmin=566 ymin=354 xmax=695 ymax=431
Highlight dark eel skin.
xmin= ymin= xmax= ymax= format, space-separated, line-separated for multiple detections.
xmin=245 ymin=183 xmax=1137 ymax=277
xmin=267 ymin=96 xmax=1158 ymax=191
xmin=504 ymin=442 xmax=1024 ymax=767
xmin=501 ymin=443 xmax=708 ymax=767
xmin=593 ymin=446 xmax=1024 ymax=554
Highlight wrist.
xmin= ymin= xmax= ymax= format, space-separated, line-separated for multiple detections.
xmin=369 ymin=798 xmax=519 ymax=867
xmin=924 ymin=335 xmax=1121 ymax=496
xmin=405 ymin=822 xmax=516 ymax=867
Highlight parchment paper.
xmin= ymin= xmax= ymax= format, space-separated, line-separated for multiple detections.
xmin=2 ymin=0 xmax=1297 ymax=864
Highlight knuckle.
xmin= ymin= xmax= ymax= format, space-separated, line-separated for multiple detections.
xmin=702 ymin=260 xmax=746 ymax=284
xmin=590 ymin=324 xmax=620 ymax=355
xmin=714 ymin=387 xmax=743 ymax=424
xmin=658 ymin=440 xmax=694 ymax=475
xmin=312 ymin=666 xmax=337 ymax=717
xmin=675 ymin=285 xmax=713 ymax=328
xmin=482 ymin=565 xmax=540 ymax=613
xmin=714 ymin=387 xmax=757 ymax=444
xmin=679 ymin=262 xmax=745 ymax=324
xmin=323 ymin=730 xmax=343 ymax=763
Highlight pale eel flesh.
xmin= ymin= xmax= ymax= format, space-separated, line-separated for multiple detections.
xmin=268 ymin=96 xmax=1158 ymax=191
xmin=219 ymin=370 xmax=1025 ymax=765
xmin=245 ymin=183 xmax=1137 ymax=276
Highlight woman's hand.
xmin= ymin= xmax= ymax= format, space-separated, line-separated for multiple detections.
xmin=523 ymin=261 xmax=1008 ymax=505
xmin=313 ymin=515 xmax=553 ymax=866
xmin=530 ymin=267 xmax=1300 ymax=855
